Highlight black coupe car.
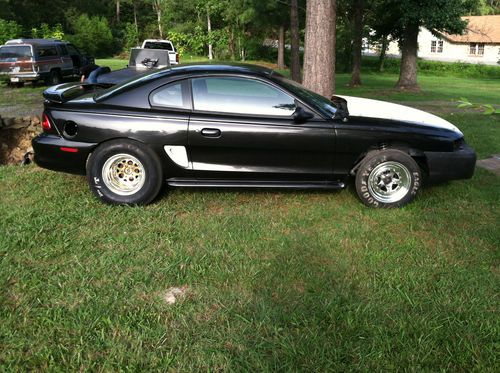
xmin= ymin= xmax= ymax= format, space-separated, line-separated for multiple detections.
xmin=32 ymin=63 xmax=476 ymax=207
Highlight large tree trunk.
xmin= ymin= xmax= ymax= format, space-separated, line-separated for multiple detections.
xmin=303 ymin=0 xmax=337 ymax=98
xmin=290 ymin=0 xmax=301 ymax=82
xmin=378 ymin=35 xmax=388 ymax=72
xmin=207 ymin=7 xmax=213 ymax=60
xmin=396 ymin=23 xmax=419 ymax=89
xmin=349 ymin=0 xmax=363 ymax=87
xmin=277 ymin=25 xmax=286 ymax=69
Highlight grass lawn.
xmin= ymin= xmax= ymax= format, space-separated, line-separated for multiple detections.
xmin=0 ymin=61 xmax=499 ymax=371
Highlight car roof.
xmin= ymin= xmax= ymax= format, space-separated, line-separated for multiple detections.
xmin=156 ymin=62 xmax=274 ymax=78
xmin=94 ymin=63 xmax=277 ymax=102
xmin=5 ymin=39 xmax=68 ymax=47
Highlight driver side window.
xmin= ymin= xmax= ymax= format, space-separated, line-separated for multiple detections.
xmin=191 ymin=77 xmax=296 ymax=116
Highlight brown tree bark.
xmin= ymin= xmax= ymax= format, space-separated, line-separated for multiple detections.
xmin=378 ymin=35 xmax=388 ymax=72
xmin=277 ymin=25 xmax=286 ymax=69
xmin=290 ymin=0 xmax=301 ymax=82
xmin=396 ymin=23 xmax=420 ymax=90
xmin=303 ymin=0 xmax=337 ymax=98
xmin=349 ymin=0 xmax=363 ymax=87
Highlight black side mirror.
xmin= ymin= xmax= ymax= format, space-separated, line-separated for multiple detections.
xmin=331 ymin=95 xmax=349 ymax=121
xmin=293 ymin=106 xmax=314 ymax=124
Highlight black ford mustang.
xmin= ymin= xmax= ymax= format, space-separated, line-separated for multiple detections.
xmin=32 ymin=63 xmax=476 ymax=207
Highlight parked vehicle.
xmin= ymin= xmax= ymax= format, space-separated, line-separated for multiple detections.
xmin=141 ymin=39 xmax=179 ymax=65
xmin=91 ymin=47 xmax=171 ymax=85
xmin=0 ymin=39 xmax=94 ymax=85
xmin=32 ymin=63 xmax=476 ymax=208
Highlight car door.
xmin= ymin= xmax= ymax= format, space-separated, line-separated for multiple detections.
xmin=187 ymin=75 xmax=335 ymax=180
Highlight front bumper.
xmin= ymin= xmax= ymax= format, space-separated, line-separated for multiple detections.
xmin=425 ymin=144 xmax=476 ymax=183
xmin=32 ymin=134 xmax=97 ymax=175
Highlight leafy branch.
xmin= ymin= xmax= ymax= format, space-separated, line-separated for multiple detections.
xmin=456 ymin=98 xmax=500 ymax=115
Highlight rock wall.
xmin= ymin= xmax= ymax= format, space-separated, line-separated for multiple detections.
xmin=0 ymin=115 xmax=41 ymax=165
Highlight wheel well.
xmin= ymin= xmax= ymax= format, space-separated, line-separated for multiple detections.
xmin=350 ymin=143 xmax=429 ymax=177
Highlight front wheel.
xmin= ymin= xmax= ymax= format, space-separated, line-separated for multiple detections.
xmin=355 ymin=149 xmax=422 ymax=208
xmin=86 ymin=140 xmax=163 ymax=205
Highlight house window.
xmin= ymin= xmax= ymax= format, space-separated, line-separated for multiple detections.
xmin=431 ymin=40 xmax=443 ymax=53
xmin=470 ymin=43 xmax=485 ymax=56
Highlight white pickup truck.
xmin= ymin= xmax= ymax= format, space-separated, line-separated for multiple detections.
xmin=141 ymin=39 xmax=179 ymax=65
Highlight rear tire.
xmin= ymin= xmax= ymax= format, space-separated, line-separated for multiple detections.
xmin=86 ymin=140 xmax=163 ymax=205
xmin=355 ymin=149 xmax=421 ymax=208
xmin=45 ymin=70 xmax=62 ymax=86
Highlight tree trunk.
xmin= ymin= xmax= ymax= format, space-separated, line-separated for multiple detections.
xmin=277 ymin=25 xmax=286 ymax=69
xmin=303 ymin=0 xmax=337 ymax=98
xmin=153 ymin=1 xmax=163 ymax=38
xmin=229 ymin=26 xmax=235 ymax=60
xmin=207 ymin=7 xmax=213 ymax=60
xmin=378 ymin=35 xmax=388 ymax=72
xmin=133 ymin=2 xmax=139 ymax=42
xmin=290 ymin=0 xmax=301 ymax=82
xmin=116 ymin=0 xmax=120 ymax=23
xmin=349 ymin=0 xmax=363 ymax=87
xmin=396 ymin=23 xmax=419 ymax=89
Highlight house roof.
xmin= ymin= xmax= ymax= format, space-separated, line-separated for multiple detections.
xmin=440 ymin=15 xmax=500 ymax=44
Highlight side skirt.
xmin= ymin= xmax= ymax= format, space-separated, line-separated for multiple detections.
xmin=166 ymin=178 xmax=346 ymax=190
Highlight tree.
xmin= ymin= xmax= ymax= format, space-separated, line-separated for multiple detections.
xmin=152 ymin=0 xmax=164 ymax=38
xmin=290 ymin=0 xmax=301 ymax=82
xmin=349 ymin=0 xmax=363 ymax=86
xmin=303 ymin=0 xmax=337 ymax=98
xmin=389 ymin=0 xmax=468 ymax=89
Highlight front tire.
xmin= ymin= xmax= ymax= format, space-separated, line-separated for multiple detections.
xmin=45 ymin=70 xmax=62 ymax=86
xmin=355 ymin=149 xmax=422 ymax=208
xmin=86 ymin=140 xmax=163 ymax=205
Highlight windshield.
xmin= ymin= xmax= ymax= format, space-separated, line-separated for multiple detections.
xmin=272 ymin=75 xmax=337 ymax=118
xmin=0 ymin=46 xmax=32 ymax=61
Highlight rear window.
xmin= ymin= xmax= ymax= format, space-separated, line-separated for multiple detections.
xmin=0 ymin=46 xmax=32 ymax=61
xmin=144 ymin=41 xmax=173 ymax=51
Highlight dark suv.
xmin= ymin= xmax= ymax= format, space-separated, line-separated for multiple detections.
xmin=0 ymin=39 xmax=94 ymax=85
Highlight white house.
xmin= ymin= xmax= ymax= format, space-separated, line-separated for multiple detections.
xmin=364 ymin=15 xmax=500 ymax=66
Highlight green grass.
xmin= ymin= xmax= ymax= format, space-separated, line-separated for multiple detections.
xmin=1 ymin=61 xmax=499 ymax=371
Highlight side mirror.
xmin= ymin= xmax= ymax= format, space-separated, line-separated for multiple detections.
xmin=331 ymin=95 xmax=349 ymax=121
xmin=293 ymin=106 xmax=314 ymax=124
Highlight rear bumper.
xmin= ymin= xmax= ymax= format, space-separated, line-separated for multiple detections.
xmin=425 ymin=144 xmax=476 ymax=183
xmin=0 ymin=72 xmax=40 ymax=82
xmin=32 ymin=134 xmax=97 ymax=175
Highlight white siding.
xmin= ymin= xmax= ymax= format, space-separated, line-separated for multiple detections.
xmin=418 ymin=27 xmax=499 ymax=65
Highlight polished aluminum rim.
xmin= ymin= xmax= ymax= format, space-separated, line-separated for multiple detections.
xmin=102 ymin=154 xmax=146 ymax=196
xmin=367 ymin=161 xmax=411 ymax=203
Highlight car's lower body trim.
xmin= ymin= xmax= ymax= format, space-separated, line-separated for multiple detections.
xmin=166 ymin=178 xmax=345 ymax=189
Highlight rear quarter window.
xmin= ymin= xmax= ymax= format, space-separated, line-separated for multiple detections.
xmin=37 ymin=47 xmax=58 ymax=58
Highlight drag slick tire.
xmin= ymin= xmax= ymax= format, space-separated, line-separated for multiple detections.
xmin=86 ymin=140 xmax=163 ymax=205
xmin=355 ymin=149 xmax=421 ymax=208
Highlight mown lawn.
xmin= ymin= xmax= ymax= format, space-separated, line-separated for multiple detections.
xmin=0 ymin=64 xmax=499 ymax=371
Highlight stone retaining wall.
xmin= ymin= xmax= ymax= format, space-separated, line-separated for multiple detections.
xmin=0 ymin=115 xmax=41 ymax=165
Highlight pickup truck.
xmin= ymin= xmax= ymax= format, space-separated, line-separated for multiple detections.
xmin=141 ymin=39 xmax=179 ymax=65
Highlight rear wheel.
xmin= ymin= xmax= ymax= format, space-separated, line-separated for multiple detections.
xmin=45 ymin=70 xmax=62 ymax=86
xmin=355 ymin=149 xmax=422 ymax=208
xmin=86 ymin=140 xmax=163 ymax=205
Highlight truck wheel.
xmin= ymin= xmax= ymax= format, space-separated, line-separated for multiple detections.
xmin=86 ymin=140 xmax=164 ymax=205
xmin=46 ymin=70 xmax=62 ymax=86
xmin=355 ymin=149 xmax=422 ymax=208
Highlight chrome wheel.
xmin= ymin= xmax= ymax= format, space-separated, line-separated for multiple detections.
xmin=367 ymin=161 xmax=411 ymax=203
xmin=102 ymin=153 xmax=146 ymax=196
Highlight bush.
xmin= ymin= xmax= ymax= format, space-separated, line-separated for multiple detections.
xmin=123 ymin=22 xmax=139 ymax=51
xmin=361 ymin=56 xmax=500 ymax=79
xmin=31 ymin=23 xmax=64 ymax=40
xmin=67 ymin=14 xmax=113 ymax=58
xmin=0 ymin=19 xmax=23 ymax=45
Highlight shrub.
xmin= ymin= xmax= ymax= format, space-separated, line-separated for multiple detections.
xmin=67 ymin=14 xmax=113 ymax=57
xmin=0 ymin=19 xmax=23 ymax=45
xmin=31 ymin=23 xmax=64 ymax=40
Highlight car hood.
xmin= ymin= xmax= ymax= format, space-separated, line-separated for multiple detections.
xmin=337 ymin=95 xmax=462 ymax=135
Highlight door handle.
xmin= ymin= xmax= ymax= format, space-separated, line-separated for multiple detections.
xmin=201 ymin=128 xmax=221 ymax=138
